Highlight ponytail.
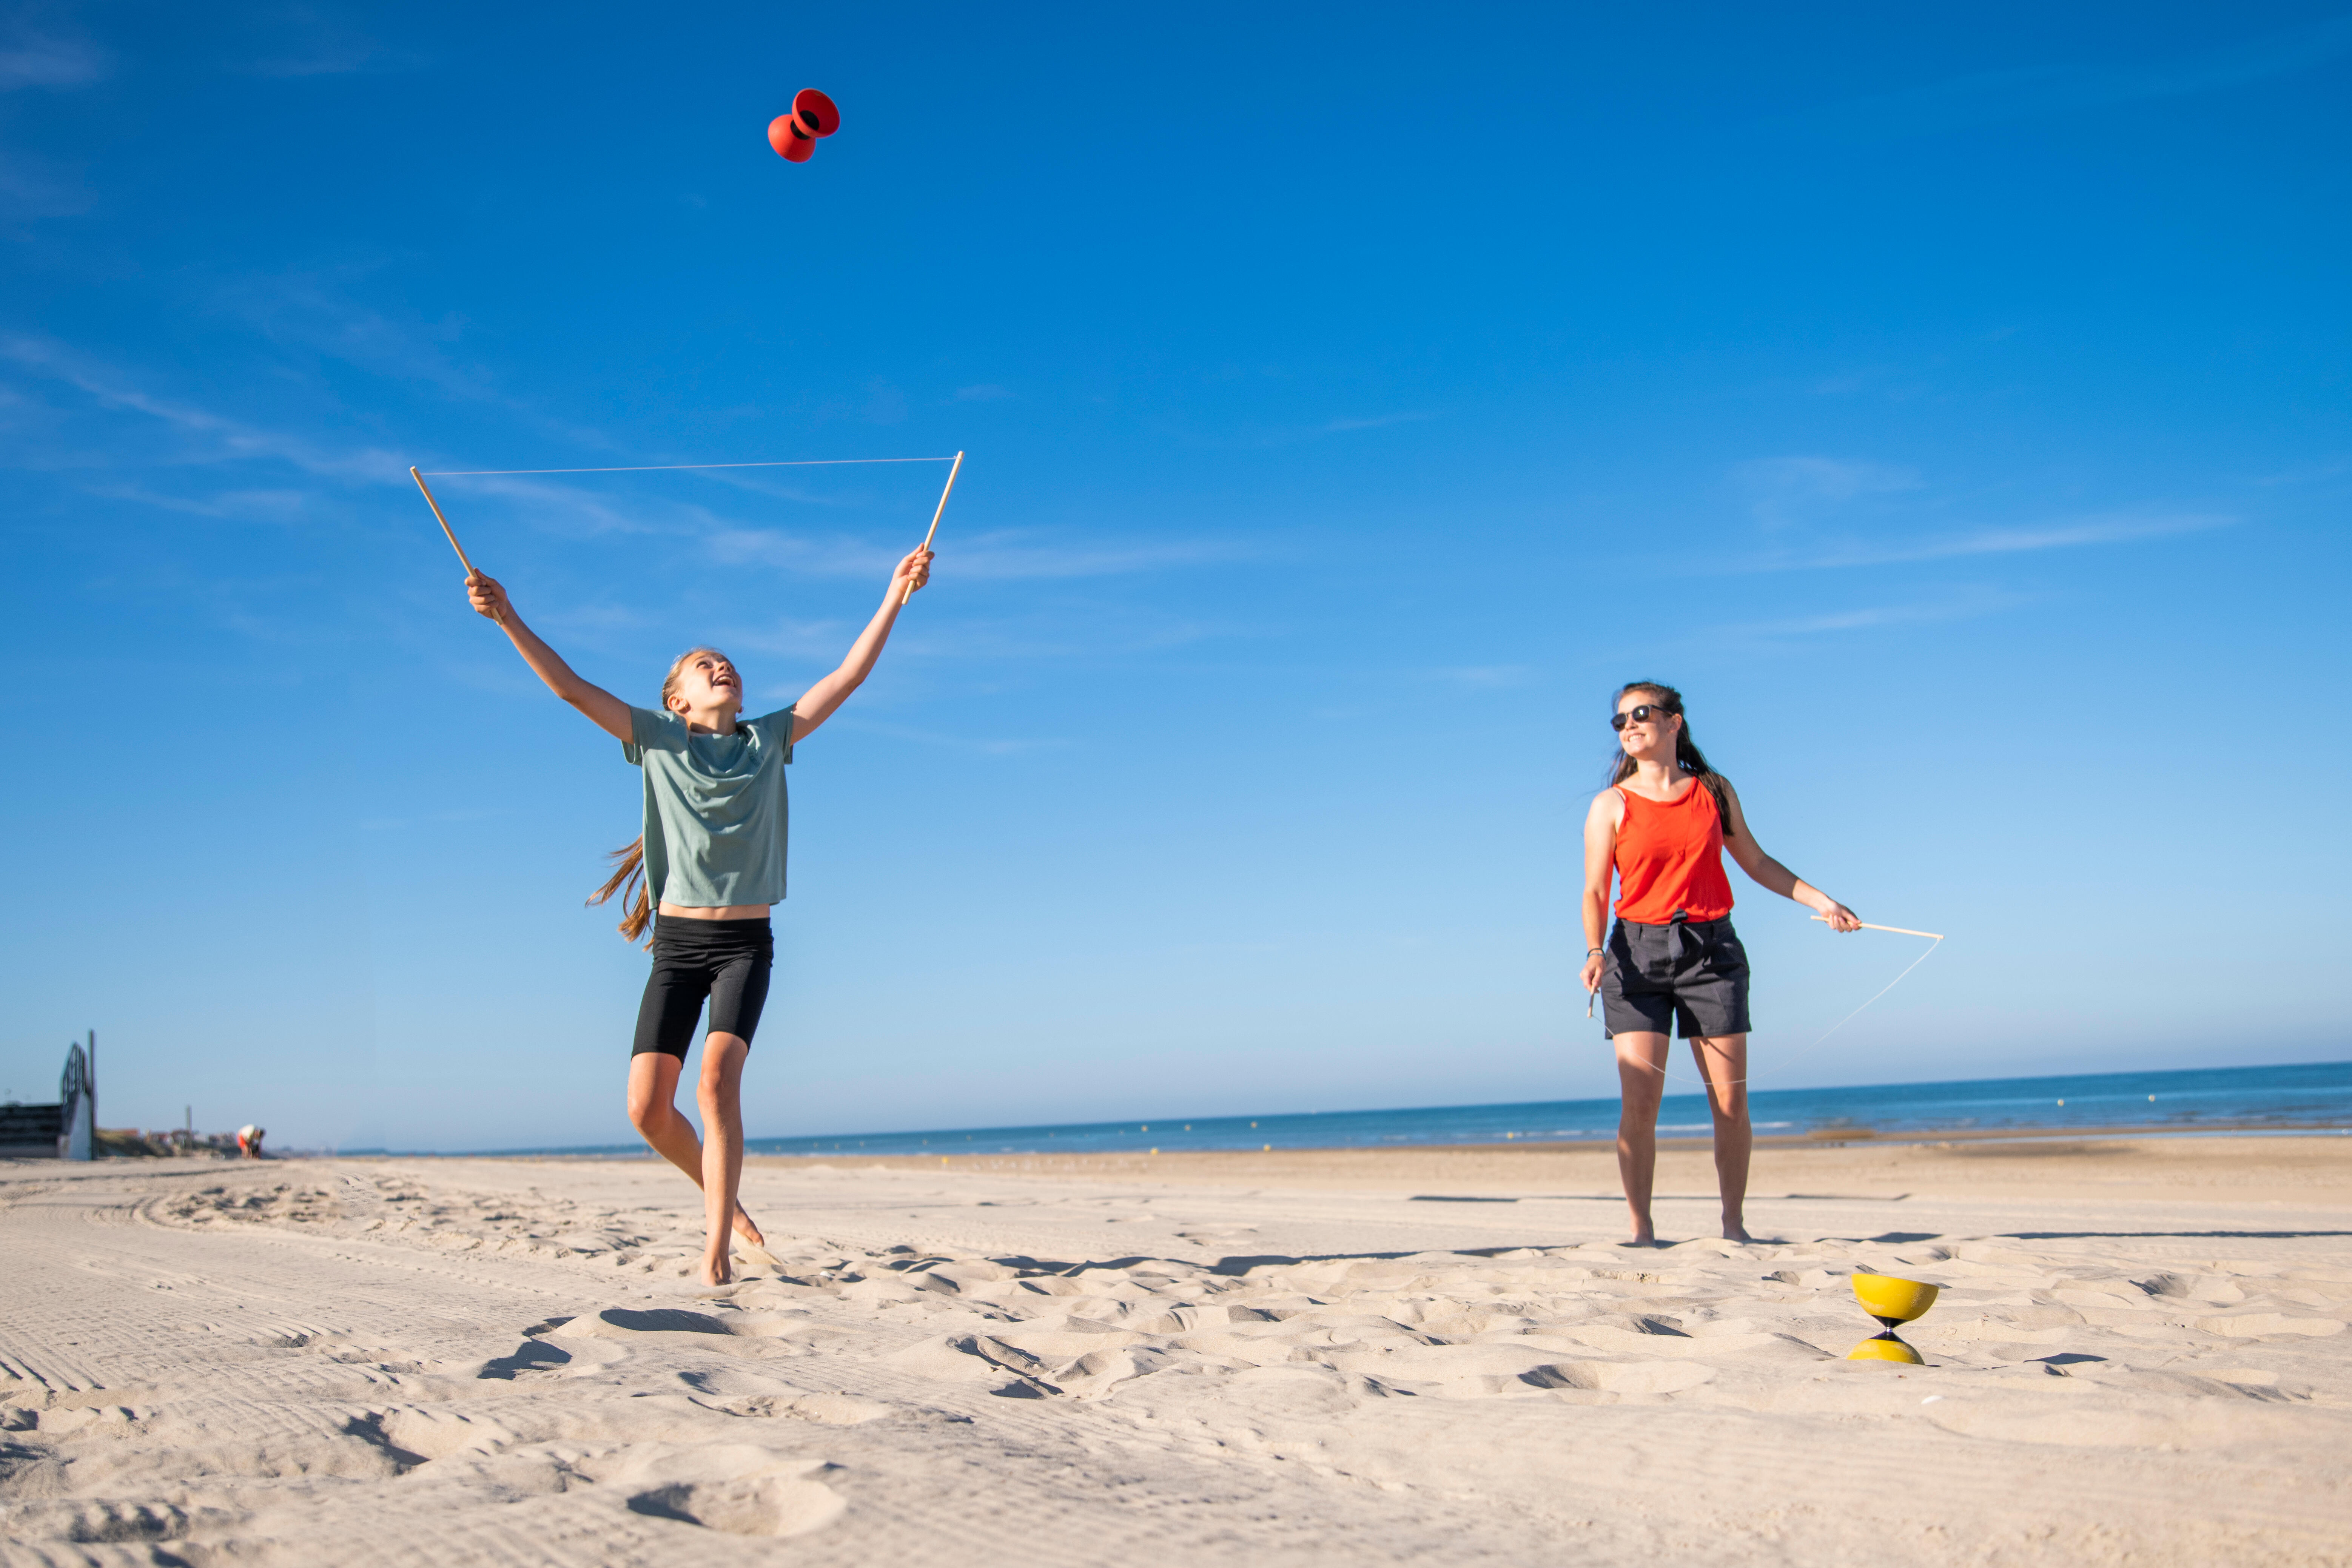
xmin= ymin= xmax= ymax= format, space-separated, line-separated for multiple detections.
xmin=587 ymin=837 xmax=653 ymax=946
xmin=587 ymin=645 xmax=727 ymax=947
xmin=1604 ymin=681 xmax=1734 ymax=833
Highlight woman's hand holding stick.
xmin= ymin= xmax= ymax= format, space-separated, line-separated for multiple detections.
xmin=1810 ymin=902 xmax=1864 ymax=933
xmin=1813 ymin=914 xmax=1943 ymax=939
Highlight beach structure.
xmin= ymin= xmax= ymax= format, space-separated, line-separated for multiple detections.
xmin=59 ymin=1037 xmax=92 ymax=1159
xmin=0 ymin=1037 xmax=94 ymax=1159
xmin=0 ymin=1098 xmax=62 ymax=1159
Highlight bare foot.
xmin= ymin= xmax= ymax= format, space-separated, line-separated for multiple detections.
xmin=697 ymin=1240 xmax=734 ymax=1288
xmin=1626 ymin=1223 xmax=1658 ymax=1247
xmin=1723 ymin=1221 xmax=1752 ymax=1243
xmin=731 ymin=1204 xmax=764 ymax=1248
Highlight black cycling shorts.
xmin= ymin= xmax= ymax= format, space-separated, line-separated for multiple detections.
xmin=1601 ymin=911 xmax=1751 ymax=1040
xmin=632 ymin=914 xmax=774 ymax=1059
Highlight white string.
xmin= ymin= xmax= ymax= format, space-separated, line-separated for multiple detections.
xmin=416 ymin=456 xmax=959 ymax=477
xmin=1785 ymin=933 xmax=1944 ymax=1061
xmin=1607 ymin=926 xmax=1945 ymax=1092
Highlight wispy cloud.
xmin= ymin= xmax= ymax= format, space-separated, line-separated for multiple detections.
xmin=1721 ymin=452 xmax=2236 ymax=571
xmin=0 ymin=333 xmax=405 ymax=481
xmin=213 ymin=268 xmax=489 ymax=399
xmin=704 ymin=527 xmax=897 ymax=576
xmin=426 ymin=473 xmax=670 ymax=540
xmin=1740 ymin=511 xmax=2235 ymax=572
xmin=0 ymin=30 xmax=106 ymax=89
xmin=1721 ymin=586 xmax=2035 ymax=640
xmin=1817 ymin=15 xmax=2352 ymax=138
xmin=206 ymin=267 xmax=620 ymax=456
xmin=895 ymin=609 xmax=1245 ymax=663
xmin=2249 ymin=456 xmax=2351 ymax=489
xmin=1168 ymin=409 xmax=1435 ymax=450
xmin=863 ymin=377 xmax=906 ymax=426
xmin=1735 ymin=456 xmax=1922 ymax=527
xmin=953 ymin=531 xmax=1250 ymax=580
xmin=707 ymin=524 xmax=1247 ymax=581
xmin=1428 ymin=665 xmax=1535 ymax=689
xmin=726 ymin=599 xmax=1247 ymax=669
xmin=717 ymin=616 xmax=860 ymax=661
xmin=825 ymin=717 xmax=1071 ymax=757
xmin=230 ymin=11 xmax=411 ymax=78
xmin=1316 ymin=411 xmax=1431 ymax=435
xmin=82 ymin=483 xmax=314 ymax=523
xmin=535 ymin=601 xmax=658 ymax=638
xmin=0 ymin=150 xmax=92 ymax=221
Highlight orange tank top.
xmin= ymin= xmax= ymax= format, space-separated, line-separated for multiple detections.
xmin=1612 ymin=779 xmax=1734 ymax=925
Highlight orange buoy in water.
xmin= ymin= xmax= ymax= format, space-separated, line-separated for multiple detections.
xmin=768 ymin=89 xmax=840 ymax=163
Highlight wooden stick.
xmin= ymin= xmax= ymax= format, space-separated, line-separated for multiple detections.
xmin=901 ymin=449 xmax=964 ymax=606
xmin=410 ymin=467 xmax=478 ymax=575
xmin=1813 ymin=916 xmax=1946 ymax=940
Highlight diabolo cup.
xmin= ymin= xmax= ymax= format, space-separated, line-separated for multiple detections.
xmin=1847 ymin=1272 xmax=1939 ymax=1363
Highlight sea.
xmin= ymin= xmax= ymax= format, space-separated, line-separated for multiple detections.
xmin=480 ymin=1059 xmax=2352 ymax=1159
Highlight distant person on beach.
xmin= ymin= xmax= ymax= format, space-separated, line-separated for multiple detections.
xmin=464 ymin=546 xmax=931 ymax=1286
xmin=236 ymin=1125 xmax=263 ymax=1159
xmin=1580 ymin=683 xmax=1860 ymax=1245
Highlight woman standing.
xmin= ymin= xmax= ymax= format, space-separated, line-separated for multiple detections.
xmin=1578 ymin=683 xmax=1859 ymax=1245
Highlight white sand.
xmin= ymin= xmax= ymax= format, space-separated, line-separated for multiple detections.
xmin=3 ymin=1139 xmax=2349 ymax=1564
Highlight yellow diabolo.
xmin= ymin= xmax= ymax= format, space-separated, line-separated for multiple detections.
xmin=1848 ymin=1273 xmax=1939 ymax=1364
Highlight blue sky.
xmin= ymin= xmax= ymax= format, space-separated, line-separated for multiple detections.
xmin=2 ymin=4 xmax=2346 ymax=1150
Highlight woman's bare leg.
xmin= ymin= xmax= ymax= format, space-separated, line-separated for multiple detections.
xmin=1613 ymin=1032 xmax=1671 ymax=1244
xmin=625 ymin=1052 xmax=765 ymax=1248
xmin=695 ymin=1032 xmax=751 ymax=1287
xmin=1689 ymin=1032 xmax=1752 ymax=1241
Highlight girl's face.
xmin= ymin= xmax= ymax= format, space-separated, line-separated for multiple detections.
xmin=1614 ymin=694 xmax=1681 ymax=762
xmin=668 ymin=650 xmax=743 ymax=717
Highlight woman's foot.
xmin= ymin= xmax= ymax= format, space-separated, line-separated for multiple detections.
xmin=1626 ymin=1220 xmax=1658 ymax=1246
xmin=697 ymin=1238 xmax=735 ymax=1287
xmin=731 ymin=1203 xmax=765 ymax=1248
xmin=1723 ymin=1219 xmax=1751 ymax=1243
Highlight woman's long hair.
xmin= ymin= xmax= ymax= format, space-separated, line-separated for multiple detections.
xmin=588 ymin=646 xmax=729 ymax=946
xmin=1604 ymin=681 xmax=1733 ymax=832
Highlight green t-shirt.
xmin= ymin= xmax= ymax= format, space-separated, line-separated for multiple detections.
xmin=623 ymin=705 xmax=796 ymax=910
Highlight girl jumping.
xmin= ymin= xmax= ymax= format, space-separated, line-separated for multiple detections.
xmin=464 ymin=546 xmax=932 ymax=1285
xmin=1578 ymin=682 xmax=1860 ymax=1246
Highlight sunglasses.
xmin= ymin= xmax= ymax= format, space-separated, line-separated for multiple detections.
xmin=1611 ymin=703 xmax=1676 ymax=731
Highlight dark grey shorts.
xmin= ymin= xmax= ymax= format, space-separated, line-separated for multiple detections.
xmin=1601 ymin=914 xmax=1751 ymax=1039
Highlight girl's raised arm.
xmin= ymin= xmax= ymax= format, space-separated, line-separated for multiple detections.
xmin=465 ymin=571 xmax=632 ymax=743
xmin=789 ymin=546 xmax=932 ymax=743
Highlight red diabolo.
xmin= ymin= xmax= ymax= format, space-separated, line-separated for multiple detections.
xmin=767 ymin=89 xmax=841 ymax=163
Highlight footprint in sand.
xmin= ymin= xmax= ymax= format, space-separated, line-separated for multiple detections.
xmin=1524 ymin=1360 xmax=1718 ymax=1394
xmin=586 ymin=1444 xmax=845 ymax=1537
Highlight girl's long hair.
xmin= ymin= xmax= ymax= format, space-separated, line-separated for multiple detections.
xmin=588 ymin=646 xmax=730 ymax=946
xmin=1604 ymin=681 xmax=1733 ymax=832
